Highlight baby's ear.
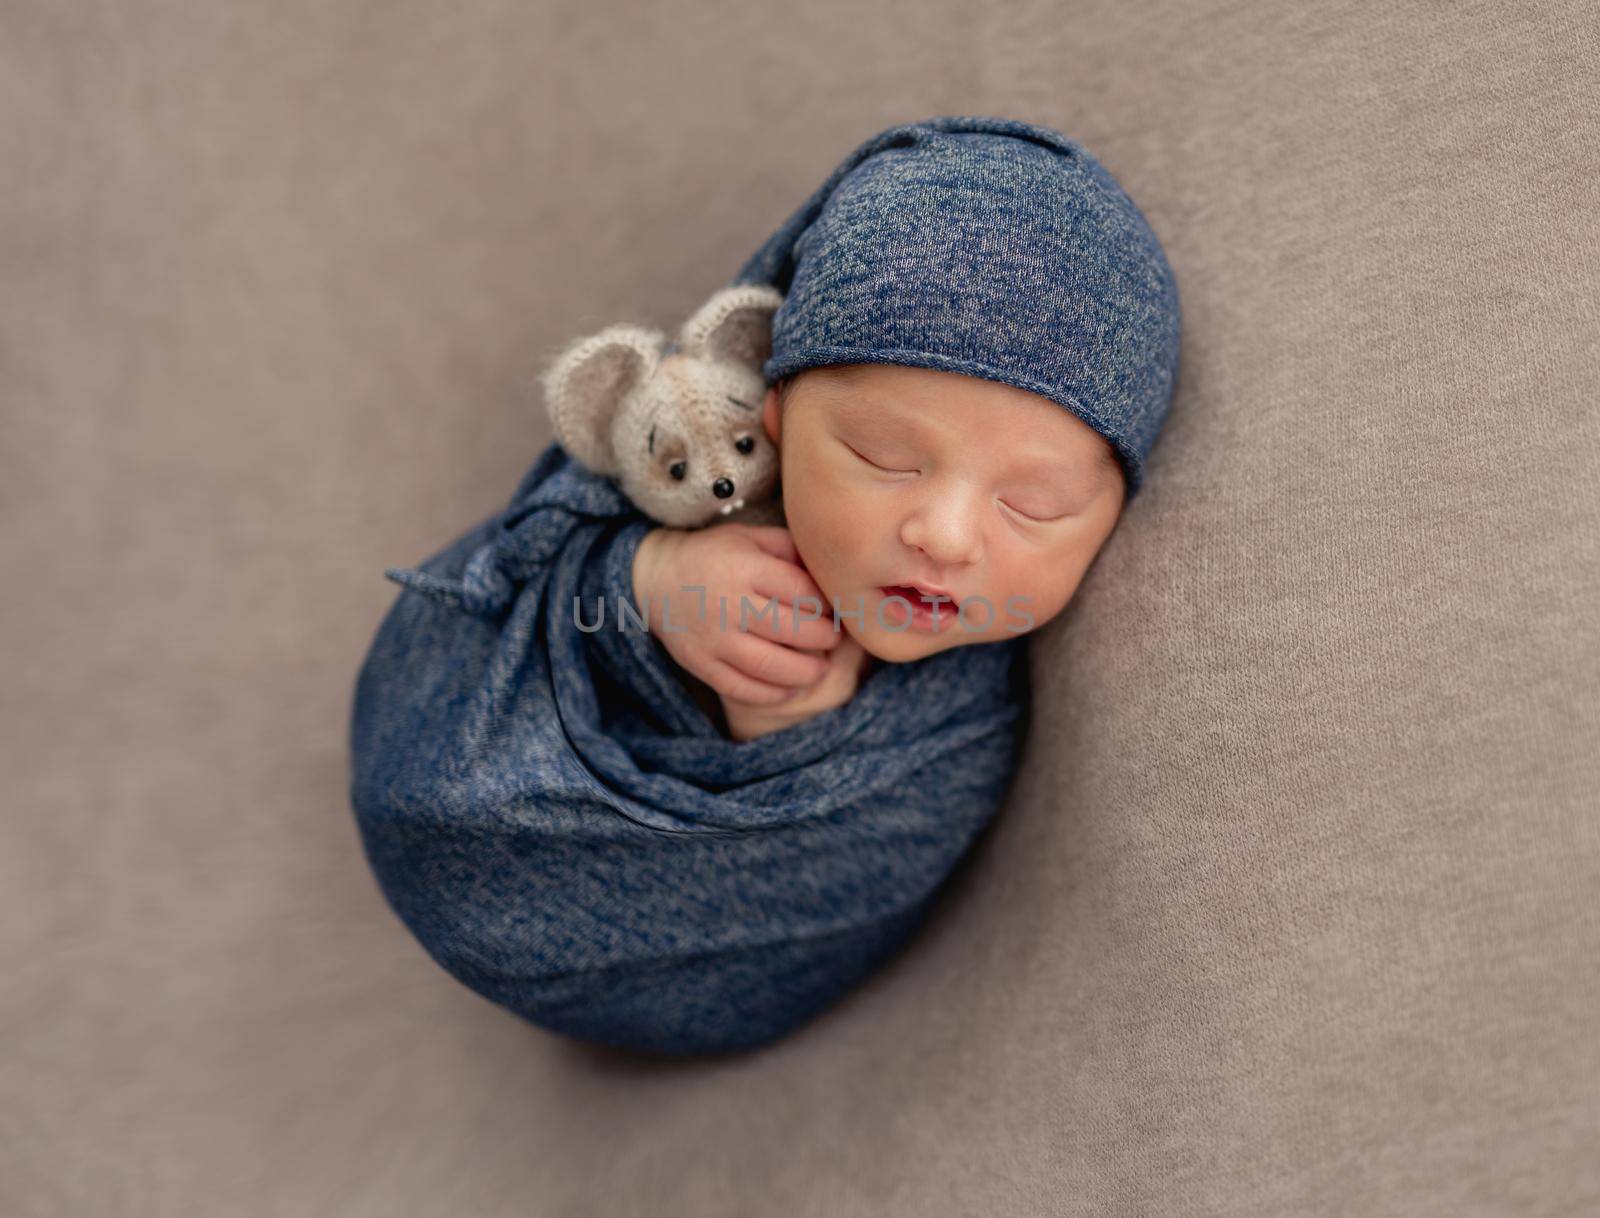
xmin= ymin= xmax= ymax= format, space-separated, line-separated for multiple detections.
xmin=540 ymin=325 xmax=664 ymax=476
xmin=678 ymin=284 xmax=784 ymax=368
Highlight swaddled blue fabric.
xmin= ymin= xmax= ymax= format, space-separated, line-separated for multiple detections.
xmin=350 ymin=441 xmax=1029 ymax=1056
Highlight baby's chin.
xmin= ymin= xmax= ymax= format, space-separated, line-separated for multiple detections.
xmin=854 ymin=627 xmax=952 ymax=664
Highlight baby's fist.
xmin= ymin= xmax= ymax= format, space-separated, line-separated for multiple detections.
xmin=720 ymin=632 xmax=873 ymax=742
xmin=632 ymin=523 xmax=842 ymax=705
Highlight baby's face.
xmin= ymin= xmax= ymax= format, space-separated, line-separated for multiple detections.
xmin=763 ymin=363 xmax=1126 ymax=663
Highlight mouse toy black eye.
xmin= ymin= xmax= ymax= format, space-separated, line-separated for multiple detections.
xmin=734 ymin=434 xmax=755 ymax=455
xmin=669 ymin=460 xmax=687 ymax=481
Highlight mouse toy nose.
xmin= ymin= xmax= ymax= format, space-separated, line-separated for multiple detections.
xmin=712 ymin=478 xmax=735 ymax=499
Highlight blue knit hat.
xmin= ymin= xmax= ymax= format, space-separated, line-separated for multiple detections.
xmin=728 ymin=115 xmax=1181 ymax=500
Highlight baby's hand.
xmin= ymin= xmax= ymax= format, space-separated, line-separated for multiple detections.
xmin=719 ymin=631 xmax=872 ymax=741
xmin=632 ymin=523 xmax=843 ymax=706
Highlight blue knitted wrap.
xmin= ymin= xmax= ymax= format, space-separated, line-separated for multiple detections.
xmin=353 ymin=443 xmax=1028 ymax=1056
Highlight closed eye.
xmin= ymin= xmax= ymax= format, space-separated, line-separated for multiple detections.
xmin=999 ymin=499 xmax=1067 ymax=524
xmin=843 ymin=441 xmax=916 ymax=475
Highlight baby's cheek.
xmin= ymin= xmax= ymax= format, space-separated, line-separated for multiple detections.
xmin=785 ymin=500 xmax=850 ymax=587
xmin=985 ymin=565 xmax=1070 ymax=638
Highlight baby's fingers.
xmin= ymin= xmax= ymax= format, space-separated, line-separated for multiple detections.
xmin=724 ymin=591 xmax=842 ymax=651
xmin=749 ymin=561 xmax=842 ymax=649
xmin=739 ymin=525 xmax=801 ymax=565
xmin=699 ymin=657 xmax=797 ymax=707
xmin=723 ymin=634 xmax=833 ymax=690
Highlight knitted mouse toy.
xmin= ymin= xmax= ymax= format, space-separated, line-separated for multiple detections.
xmin=540 ymin=284 xmax=787 ymax=529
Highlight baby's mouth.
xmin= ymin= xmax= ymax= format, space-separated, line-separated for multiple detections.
xmin=881 ymin=583 xmax=951 ymax=604
xmin=877 ymin=584 xmax=959 ymax=632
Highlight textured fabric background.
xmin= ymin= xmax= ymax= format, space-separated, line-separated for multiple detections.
xmin=5 ymin=2 xmax=1597 ymax=1215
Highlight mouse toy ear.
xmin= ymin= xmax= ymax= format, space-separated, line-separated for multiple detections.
xmin=677 ymin=284 xmax=784 ymax=369
xmin=540 ymin=325 xmax=665 ymax=477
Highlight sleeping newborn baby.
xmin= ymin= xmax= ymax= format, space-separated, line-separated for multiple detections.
xmin=351 ymin=115 xmax=1180 ymax=1057
xmin=632 ymin=360 xmax=1131 ymax=741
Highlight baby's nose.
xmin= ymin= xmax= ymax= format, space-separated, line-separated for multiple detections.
xmin=712 ymin=477 xmax=735 ymax=499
